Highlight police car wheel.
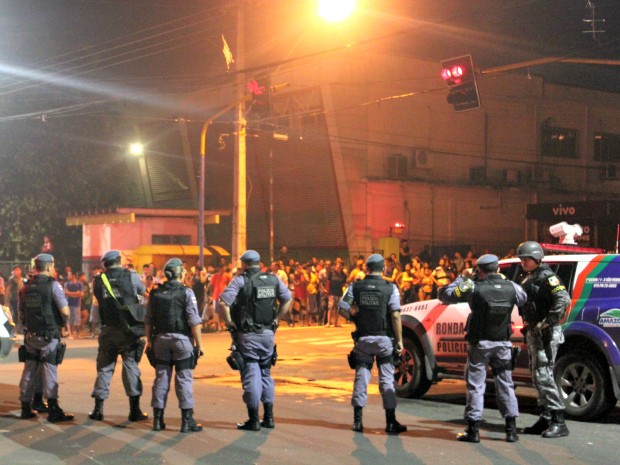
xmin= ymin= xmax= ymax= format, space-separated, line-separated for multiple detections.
xmin=395 ymin=337 xmax=432 ymax=398
xmin=554 ymin=351 xmax=616 ymax=421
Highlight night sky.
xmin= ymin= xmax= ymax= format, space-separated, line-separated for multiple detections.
xmin=0 ymin=0 xmax=618 ymax=264
xmin=0 ymin=0 xmax=619 ymax=118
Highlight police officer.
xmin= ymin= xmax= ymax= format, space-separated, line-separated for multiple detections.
xmin=338 ymin=253 xmax=407 ymax=434
xmin=144 ymin=258 xmax=204 ymax=433
xmin=517 ymin=241 xmax=570 ymax=438
xmin=439 ymin=254 xmax=527 ymax=442
xmin=219 ymin=250 xmax=292 ymax=431
xmin=18 ymin=254 xmax=74 ymax=422
xmin=88 ymin=250 xmax=148 ymax=422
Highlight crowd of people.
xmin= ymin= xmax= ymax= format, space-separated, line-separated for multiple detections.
xmin=1 ymin=239 xmax=520 ymax=340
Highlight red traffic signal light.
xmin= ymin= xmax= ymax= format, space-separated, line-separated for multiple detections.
xmin=440 ymin=55 xmax=481 ymax=112
xmin=441 ymin=65 xmax=465 ymax=84
xmin=247 ymin=74 xmax=272 ymax=119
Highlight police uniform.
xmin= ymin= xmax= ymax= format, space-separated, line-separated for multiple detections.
xmin=439 ymin=254 xmax=527 ymax=442
xmin=89 ymin=250 xmax=148 ymax=422
xmin=145 ymin=258 xmax=203 ymax=432
xmin=219 ymin=250 xmax=292 ymax=431
xmin=338 ymin=254 xmax=407 ymax=434
xmin=517 ymin=241 xmax=571 ymax=438
xmin=18 ymin=254 xmax=73 ymax=422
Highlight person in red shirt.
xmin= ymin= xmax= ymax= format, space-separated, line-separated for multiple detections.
xmin=209 ymin=264 xmax=232 ymax=331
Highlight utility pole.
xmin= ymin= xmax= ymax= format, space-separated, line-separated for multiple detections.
xmin=232 ymin=2 xmax=247 ymax=266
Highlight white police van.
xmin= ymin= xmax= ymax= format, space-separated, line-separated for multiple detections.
xmin=395 ymin=248 xmax=620 ymax=420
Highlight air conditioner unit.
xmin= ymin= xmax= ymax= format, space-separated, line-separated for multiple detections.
xmin=601 ymin=163 xmax=617 ymax=180
xmin=412 ymin=149 xmax=432 ymax=169
xmin=503 ymin=169 xmax=522 ymax=185
xmin=469 ymin=166 xmax=487 ymax=184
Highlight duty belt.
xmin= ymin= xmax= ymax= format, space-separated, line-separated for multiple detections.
xmin=241 ymin=323 xmax=274 ymax=333
xmin=25 ymin=329 xmax=59 ymax=339
xmin=353 ymin=330 xmax=387 ymax=339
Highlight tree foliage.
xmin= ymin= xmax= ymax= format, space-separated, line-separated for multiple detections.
xmin=0 ymin=110 xmax=142 ymax=269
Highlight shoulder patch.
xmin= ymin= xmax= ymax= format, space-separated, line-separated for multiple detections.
xmin=547 ymin=276 xmax=560 ymax=287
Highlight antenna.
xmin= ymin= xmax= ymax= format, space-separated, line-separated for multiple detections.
xmin=583 ymin=1 xmax=605 ymax=39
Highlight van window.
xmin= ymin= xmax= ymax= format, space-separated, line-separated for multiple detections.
xmin=499 ymin=263 xmax=520 ymax=282
xmin=539 ymin=262 xmax=576 ymax=297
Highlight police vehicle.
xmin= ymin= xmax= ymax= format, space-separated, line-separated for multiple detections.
xmin=395 ymin=248 xmax=620 ymax=420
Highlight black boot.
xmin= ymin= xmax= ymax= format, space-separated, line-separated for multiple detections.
xmin=20 ymin=402 xmax=38 ymax=419
xmin=352 ymin=406 xmax=363 ymax=433
xmin=523 ymin=416 xmax=550 ymax=435
xmin=153 ymin=408 xmax=166 ymax=431
xmin=128 ymin=396 xmax=148 ymax=422
xmin=47 ymin=398 xmax=74 ymax=423
xmin=385 ymin=408 xmax=407 ymax=434
xmin=180 ymin=408 xmax=202 ymax=433
xmin=32 ymin=393 xmax=48 ymax=413
xmin=505 ymin=417 xmax=519 ymax=442
xmin=89 ymin=398 xmax=104 ymax=421
xmin=457 ymin=420 xmax=480 ymax=443
xmin=261 ymin=402 xmax=275 ymax=428
xmin=542 ymin=410 xmax=569 ymax=438
xmin=237 ymin=407 xmax=261 ymax=431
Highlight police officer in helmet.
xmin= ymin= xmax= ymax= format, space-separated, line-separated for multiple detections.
xmin=219 ymin=250 xmax=292 ymax=431
xmin=439 ymin=254 xmax=527 ymax=442
xmin=338 ymin=253 xmax=407 ymax=434
xmin=517 ymin=241 xmax=570 ymax=438
xmin=89 ymin=250 xmax=148 ymax=422
xmin=18 ymin=253 xmax=74 ymax=422
xmin=144 ymin=258 xmax=204 ymax=432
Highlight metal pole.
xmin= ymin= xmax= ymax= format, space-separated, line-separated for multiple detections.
xmin=269 ymin=148 xmax=274 ymax=263
xmin=198 ymin=122 xmax=210 ymax=268
xmin=232 ymin=3 xmax=247 ymax=266
xmin=198 ymin=98 xmax=252 ymax=268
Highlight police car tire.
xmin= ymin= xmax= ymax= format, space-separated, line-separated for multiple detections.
xmin=554 ymin=351 xmax=616 ymax=421
xmin=395 ymin=337 xmax=432 ymax=398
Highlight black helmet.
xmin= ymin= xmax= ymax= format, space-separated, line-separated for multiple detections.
xmin=516 ymin=241 xmax=544 ymax=261
xmin=164 ymin=258 xmax=183 ymax=280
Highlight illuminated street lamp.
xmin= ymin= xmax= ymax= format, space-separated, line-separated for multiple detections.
xmin=318 ymin=0 xmax=356 ymax=22
xmin=128 ymin=142 xmax=153 ymax=206
xmin=129 ymin=142 xmax=144 ymax=156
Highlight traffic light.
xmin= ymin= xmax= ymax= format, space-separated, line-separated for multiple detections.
xmin=440 ymin=55 xmax=481 ymax=112
xmin=247 ymin=74 xmax=272 ymax=119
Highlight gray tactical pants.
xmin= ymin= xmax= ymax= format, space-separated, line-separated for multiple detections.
xmin=151 ymin=333 xmax=195 ymax=409
xmin=464 ymin=340 xmax=519 ymax=421
xmin=526 ymin=325 xmax=565 ymax=417
xmin=238 ymin=330 xmax=275 ymax=409
xmin=91 ymin=326 xmax=143 ymax=400
xmin=19 ymin=335 xmax=60 ymax=402
xmin=351 ymin=336 xmax=397 ymax=410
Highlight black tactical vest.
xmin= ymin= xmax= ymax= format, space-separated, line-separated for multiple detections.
xmin=231 ymin=269 xmax=279 ymax=332
xmin=520 ymin=264 xmax=558 ymax=324
xmin=150 ymin=281 xmax=190 ymax=335
xmin=352 ymin=276 xmax=394 ymax=337
xmin=21 ymin=275 xmax=63 ymax=334
xmin=467 ymin=274 xmax=517 ymax=343
xmin=94 ymin=268 xmax=137 ymax=327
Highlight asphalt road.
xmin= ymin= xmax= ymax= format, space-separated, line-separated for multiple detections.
xmin=1 ymin=325 xmax=619 ymax=465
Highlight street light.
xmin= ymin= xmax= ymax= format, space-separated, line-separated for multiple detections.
xmin=318 ymin=0 xmax=356 ymax=22
xmin=129 ymin=142 xmax=144 ymax=156
xmin=128 ymin=142 xmax=153 ymax=207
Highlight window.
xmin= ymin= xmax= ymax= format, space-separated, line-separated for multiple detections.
xmin=152 ymin=235 xmax=191 ymax=245
xmin=385 ymin=154 xmax=408 ymax=179
xmin=541 ymin=126 xmax=578 ymax=159
xmin=594 ymin=132 xmax=620 ymax=162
